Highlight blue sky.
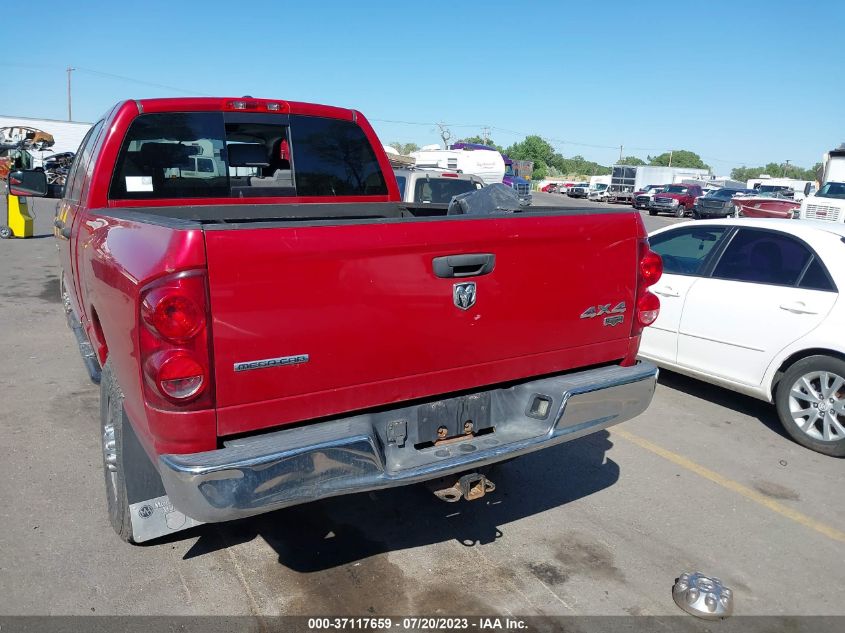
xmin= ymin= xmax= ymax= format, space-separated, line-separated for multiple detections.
xmin=3 ymin=0 xmax=842 ymax=173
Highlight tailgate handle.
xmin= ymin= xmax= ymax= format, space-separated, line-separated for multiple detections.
xmin=432 ymin=253 xmax=495 ymax=278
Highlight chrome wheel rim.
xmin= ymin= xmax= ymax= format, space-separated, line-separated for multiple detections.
xmin=103 ymin=421 xmax=119 ymax=502
xmin=788 ymin=371 xmax=845 ymax=442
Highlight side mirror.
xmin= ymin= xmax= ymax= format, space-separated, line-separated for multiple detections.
xmin=8 ymin=170 xmax=48 ymax=197
xmin=804 ymin=182 xmax=813 ymax=197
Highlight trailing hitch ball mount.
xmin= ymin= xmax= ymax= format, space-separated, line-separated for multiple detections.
xmin=430 ymin=472 xmax=495 ymax=503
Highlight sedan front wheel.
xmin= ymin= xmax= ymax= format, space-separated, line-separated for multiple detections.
xmin=775 ymin=355 xmax=845 ymax=457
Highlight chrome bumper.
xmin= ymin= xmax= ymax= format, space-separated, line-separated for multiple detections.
xmin=160 ymin=362 xmax=658 ymax=523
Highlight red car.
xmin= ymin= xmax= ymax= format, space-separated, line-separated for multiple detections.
xmin=11 ymin=96 xmax=660 ymax=543
xmin=541 ymin=183 xmax=558 ymax=193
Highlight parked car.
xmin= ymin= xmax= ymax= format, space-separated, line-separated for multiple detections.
xmin=692 ymin=188 xmax=748 ymax=219
xmin=541 ymin=183 xmax=559 ymax=193
xmin=567 ymin=182 xmax=589 ymax=197
xmin=568 ymin=183 xmax=590 ymax=198
xmin=639 ymin=218 xmax=845 ymax=456
xmin=11 ymin=96 xmax=662 ymax=543
xmin=649 ymin=184 xmax=704 ymax=218
xmin=632 ymin=184 xmax=668 ymax=210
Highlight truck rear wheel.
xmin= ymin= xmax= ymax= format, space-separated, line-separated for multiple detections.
xmin=100 ymin=361 xmax=135 ymax=542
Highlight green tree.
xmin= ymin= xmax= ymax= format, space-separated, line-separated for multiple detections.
xmin=505 ymin=135 xmax=556 ymax=166
xmin=731 ymin=162 xmax=820 ymax=183
xmin=389 ymin=142 xmax=420 ymax=155
xmin=617 ymin=156 xmax=646 ymax=166
xmin=648 ymin=150 xmax=709 ymax=170
xmin=531 ymin=161 xmax=549 ymax=181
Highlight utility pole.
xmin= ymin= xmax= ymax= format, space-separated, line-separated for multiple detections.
xmin=619 ymin=145 xmax=623 ymax=162
xmin=437 ymin=122 xmax=452 ymax=149
xmin=669 ymin=150 xmax=674 ymax=167
xmin=783 ymin=160 xmax=791 ymax=176
xmin=66 ymin=66 xmax=75 ymax=121
xmin=481 ymin=126 xmax=491 ymax=145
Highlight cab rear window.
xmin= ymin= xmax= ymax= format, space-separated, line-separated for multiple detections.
xmin=108 ymin=112 xmax=387 ymax=200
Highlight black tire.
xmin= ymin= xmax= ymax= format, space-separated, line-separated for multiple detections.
xmin=648 ymin=209 xmax=658 ymax=216
xmin=775 ymin=355 xmax=845 ymax=457
xmin=100 ymin=361 xmax=136 ymax=542
xmin=692 ymin=211 xmax=700 ymax=220
xmin=0 ymin=226 xmax=12 ymax=239
xmin=674 ymin=205 xmax=687 ymax=218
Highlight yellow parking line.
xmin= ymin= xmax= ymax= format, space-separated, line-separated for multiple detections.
xmin=614 ymin=428 xmax=845 ymax=544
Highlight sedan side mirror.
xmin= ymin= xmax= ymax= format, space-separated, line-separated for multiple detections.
xmin=8 ymin=170 xmax=48 ymax=197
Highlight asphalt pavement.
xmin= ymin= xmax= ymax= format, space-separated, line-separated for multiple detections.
xmin=0 ymin=195 xmax=842 ymax=619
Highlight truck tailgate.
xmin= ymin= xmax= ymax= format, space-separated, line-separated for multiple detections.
xmin=204 ymin=212 xmax=640 ymax=435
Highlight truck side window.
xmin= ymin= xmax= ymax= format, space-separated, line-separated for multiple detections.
xmin=290 ymin=115 xmax=387 ymax=197
xmin=65 ymin=121 xmax=104 ymax=202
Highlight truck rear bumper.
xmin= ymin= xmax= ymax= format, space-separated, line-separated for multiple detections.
xmin=159 ymin=362 xmax=658 ymax=523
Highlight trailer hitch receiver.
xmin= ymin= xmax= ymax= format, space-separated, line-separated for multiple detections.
xmin=432 ymin=472 xmax=495 ymax=502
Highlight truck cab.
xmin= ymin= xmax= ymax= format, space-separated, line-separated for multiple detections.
xmin=798 ymin=145 xmax=845 ymax=223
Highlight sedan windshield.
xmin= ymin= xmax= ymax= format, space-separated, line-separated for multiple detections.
xmin=816 ymin=182 xmax=845 ymax=199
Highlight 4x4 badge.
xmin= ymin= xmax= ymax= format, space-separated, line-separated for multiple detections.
xmin=453 ymin=282 xmax=477 ymax=310
xmin=580 ymin=302 xmax=626 ymax=319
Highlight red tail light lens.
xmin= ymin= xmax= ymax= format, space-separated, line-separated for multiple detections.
xmin=637 ymin=291 xmax=660 ymax=326
xmin=639 ymin=249 xmax=663 ymax=286
xmin=630 ymin=239 xmax=663 ymax=339
xmin=143 ymin=293 xmax=204 ymax=342
xmin=139 ymin=271 xmax=214 ymax=410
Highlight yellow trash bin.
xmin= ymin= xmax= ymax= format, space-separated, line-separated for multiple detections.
xmin=2 ymin=193 xmax=34 ymax=238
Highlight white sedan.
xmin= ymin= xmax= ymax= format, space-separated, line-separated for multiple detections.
xmin=640 ymin=218 xmax=845 ymax=456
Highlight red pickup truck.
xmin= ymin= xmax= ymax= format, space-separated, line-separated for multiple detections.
xmin=649 ymin=184 xmax=704 ymax=218
xmin=11 ymin=97 xmax=661 ymax=543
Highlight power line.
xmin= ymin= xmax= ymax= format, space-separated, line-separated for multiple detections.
xmin=73 ymin=67 xmax=211 ymax=96
xmin=0 ymin=62 xmax=210 ymax=96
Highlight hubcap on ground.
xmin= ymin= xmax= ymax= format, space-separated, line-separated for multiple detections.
xmin=788 ymin=371 xmax=845 ymax=442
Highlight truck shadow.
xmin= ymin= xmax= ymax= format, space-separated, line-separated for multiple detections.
xmin=183 ymin=431 xmax=619 ymax=571
xmin=656 ymin=369 xmax=789 ymax=440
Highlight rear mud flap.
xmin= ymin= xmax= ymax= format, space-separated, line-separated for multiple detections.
xmin=123 ymin=414 xmax=203 ymax=543
xmin=129 ymin=496 xmax=203 ymax=543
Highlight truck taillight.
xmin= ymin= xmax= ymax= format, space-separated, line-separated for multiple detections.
xmin=636 ymin=291 xmax=660 ymax=326
xmin=139 ymin=271 xmax=214 ymax=410
xmin=633 ymin=240 xmax=662 ymax=335
xmin=639 ymin=248 xmax=663 ymax=286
